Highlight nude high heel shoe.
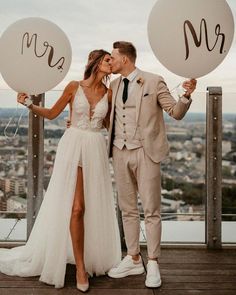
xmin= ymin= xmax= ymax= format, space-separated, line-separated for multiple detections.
xmin=76 ymin=272 xmax=89 ymax=292
xmin=77 ymin=282 xmax=89 ymax=292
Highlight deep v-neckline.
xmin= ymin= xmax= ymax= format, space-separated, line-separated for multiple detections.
xmin=80 ymin=86 xmax=107 ymax=120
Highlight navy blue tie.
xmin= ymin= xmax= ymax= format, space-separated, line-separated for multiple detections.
xmin=122 ymin=78 xmax=129 ymax=104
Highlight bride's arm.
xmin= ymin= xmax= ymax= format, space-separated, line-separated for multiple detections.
xmin=103 ymin=88 xmax=112 ymax=130
xmin=17 ymin=81 xmax=79 ymax=120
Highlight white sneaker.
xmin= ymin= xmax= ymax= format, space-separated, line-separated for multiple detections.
xmin=145 ymin=260 xmax=162 ymax=288
xmin=108 ymin=255 xmax=145 ymax=278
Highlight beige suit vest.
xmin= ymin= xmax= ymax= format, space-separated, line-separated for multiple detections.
xmin=114 ymin=84 xmax=142 ymax=150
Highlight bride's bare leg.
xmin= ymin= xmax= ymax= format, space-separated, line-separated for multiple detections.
xmin=70 ymin=166 xmax=88 ymax=284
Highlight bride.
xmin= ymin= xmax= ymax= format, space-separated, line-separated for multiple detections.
xmin=0 ymin=49 xmax=121 ymax=291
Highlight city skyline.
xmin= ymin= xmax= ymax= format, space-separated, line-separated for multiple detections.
xmin=0 ymin=0 xmax=236 ymax=112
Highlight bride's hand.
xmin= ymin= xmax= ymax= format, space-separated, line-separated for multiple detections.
xmin=17 ymin=93 xmax=29 ymax=105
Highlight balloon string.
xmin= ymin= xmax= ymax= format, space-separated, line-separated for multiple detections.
xmin=170 ymin=82 xmax=182 ymax=93
xmin=4 ymin=104 xmax=29 ymax=139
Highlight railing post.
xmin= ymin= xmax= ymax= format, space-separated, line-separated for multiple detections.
xmin=206 ymin=87 xmax=222 ymax=249
xmin=27 ymin=94 xmax=45 ymax=238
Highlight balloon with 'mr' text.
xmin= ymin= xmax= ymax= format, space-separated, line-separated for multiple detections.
xmin=148 ymin=0 xmax=234 ymax=78
xmin=0 ymin=17 xmax=72 ymax=95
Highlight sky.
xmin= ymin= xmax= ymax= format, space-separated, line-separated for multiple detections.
xmin=0 ymin=0 xmax=236 ymax=112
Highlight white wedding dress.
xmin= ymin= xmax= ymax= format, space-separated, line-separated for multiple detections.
xmin=0 ymin=86 xmax=121 ymax=288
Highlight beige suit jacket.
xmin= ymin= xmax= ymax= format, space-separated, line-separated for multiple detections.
xmin=108 ymin=69 xmax=192 ymax=163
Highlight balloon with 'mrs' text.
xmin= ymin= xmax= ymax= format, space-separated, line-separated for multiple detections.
xmin=0 ymin=17 xmax=72 ymax=95
xmin=147 ymin=0 xmax=234 ymax=78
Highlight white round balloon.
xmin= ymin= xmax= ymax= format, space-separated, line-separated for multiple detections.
xmin=0 ymin=17 xmax=72 ymax=95
xmin=148 ymin=0 xmax=234 ymax=78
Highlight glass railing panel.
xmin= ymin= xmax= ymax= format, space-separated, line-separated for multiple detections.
xmin=1 ymin=88 xmax=235 ymax=245
xmin=0 ymin=89 xmax=28 ymax=242
xmin=222 ymin=92 xmax=236 ymax=243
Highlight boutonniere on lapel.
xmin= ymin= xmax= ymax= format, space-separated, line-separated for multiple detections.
xmin=136 ymin=77 xmax=144 ymax=87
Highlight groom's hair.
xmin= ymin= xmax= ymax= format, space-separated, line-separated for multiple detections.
xmin=113 ymin=41 xmax=137 ymax=63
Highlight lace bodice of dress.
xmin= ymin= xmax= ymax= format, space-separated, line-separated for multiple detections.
xmin=71 ymin=86 xmax=108 ymax=130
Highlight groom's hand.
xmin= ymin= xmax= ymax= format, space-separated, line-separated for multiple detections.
xmin=182 ymin=79 xmax=197 ymax=97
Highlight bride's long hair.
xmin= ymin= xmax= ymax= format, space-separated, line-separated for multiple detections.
xmin=84 ymin=49 xmax=110 ymax=84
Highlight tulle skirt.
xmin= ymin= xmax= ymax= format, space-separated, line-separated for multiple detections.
xmin=0 ymin=126 xmax=121 ymax=288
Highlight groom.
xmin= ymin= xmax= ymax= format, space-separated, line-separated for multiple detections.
xmin=107 ymin=41 xmax=196 ymax=288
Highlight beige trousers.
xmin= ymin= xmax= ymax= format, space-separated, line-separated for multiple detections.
xmin=112 ymin=146 xmax=162 ymax=258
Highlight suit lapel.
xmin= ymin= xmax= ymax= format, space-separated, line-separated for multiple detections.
xmin=109 ymin=76 xmax=121 ymax=145
xmin=111 ymin=77 xmax=121 ymax=119
xmin=135 ymin=72 xmax=145 ymax=122
xmin=108 ymin=77 xmax=121 ymax=156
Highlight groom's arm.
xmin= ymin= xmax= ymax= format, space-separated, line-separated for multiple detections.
xmin=156 ymin=76 xmax=193 ymax=120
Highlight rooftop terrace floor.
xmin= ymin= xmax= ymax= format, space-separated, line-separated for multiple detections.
xmin=0 ymin=247 xmax=236 ymax=295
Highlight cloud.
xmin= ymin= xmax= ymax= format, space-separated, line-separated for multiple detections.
xmin=0 ymin=0 xmax=236 ymax=111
